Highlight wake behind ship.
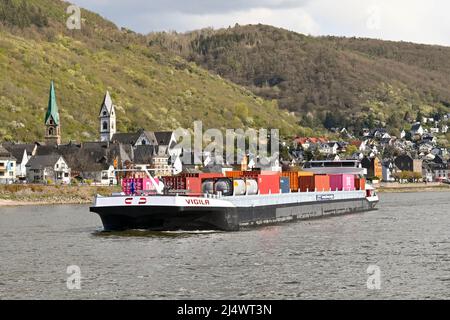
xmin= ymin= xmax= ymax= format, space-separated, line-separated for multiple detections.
xmin=90 ymin=161 xmax=379 ymax=231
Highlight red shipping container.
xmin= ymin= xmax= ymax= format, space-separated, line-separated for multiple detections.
xmin=298 ymin=175 xmax=330 ymax=192
xmin=260 ymin=171 xmax=281 ymax=176
xmin=329 ymin=174 xmax=355 ymax=191
xmin=258 ymin=175 xmax=280 ymax=195
xmin=180 ymin=173 xmax=224 ymax=180
xmin=186 ymin=177 xmax=202 ymax=194
xmin=162 ymin=176 xmax=186 ymax=191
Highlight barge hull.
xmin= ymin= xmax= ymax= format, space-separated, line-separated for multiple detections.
xmin=91 ymin=198 xmax=376 ymax=232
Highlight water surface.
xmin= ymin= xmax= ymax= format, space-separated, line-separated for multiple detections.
xmin=0 ymin=192 xmax=449 ymax=299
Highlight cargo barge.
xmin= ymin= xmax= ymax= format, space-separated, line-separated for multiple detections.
xmin=90 ymin=162 xmax=379 ymax=231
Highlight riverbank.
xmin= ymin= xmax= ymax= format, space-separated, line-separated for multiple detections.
xmin=377 ymin=182 xmax=450 ymax=193
xmin=1 ymin=182 xmax=449 ymax=207
xmin=0 ymin=184 xmax=120 ymax=207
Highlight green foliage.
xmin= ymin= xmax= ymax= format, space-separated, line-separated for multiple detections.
xmin=0 ymin=3 xmax=303 ymax=142
xmin=149 ymin=24 xmax=450 ymax=133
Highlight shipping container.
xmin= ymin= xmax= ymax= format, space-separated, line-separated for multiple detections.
xmin=258 ymin=175 xmax=280 ymax=195
xmin=260 ymin=170 xmax=281 ymax=176
xmin=122 ymin=178 xmax=160 ymax=195
xmin=162 ymin=176 xmax=186 ymax=191
xmin=241 ymin=171 xmax=260 ymax=179
xmin=298 ymin=171 xmax=314 ymax=177
xmin=329 ymin=174 xmax=355 ymax=191
xmin=233 ymin=179 xmax=246 ymax=196
xmin=280 ymin=177 xmax=291 ymax=193
xmin=355 ymin=177 xmax=366 ymax=191
xmin=201 ymin=179 xmax=215 ymax=194
xmin=245 ymin=179 xmax=258 ymax=195
xmin=225 ymin=171 xmax=244 ymax=179
xmin=186 ymin=177 xmax=202 ymax=194
xmin=180 ymin=172 xmax=224 ymax=180
xmin=282 ymin=171 xmax=299 ymax=191
xmin=298 ymin=175 xmax=330 ymax=192
xmin=215 ymin=178 xmax=233 ymax=196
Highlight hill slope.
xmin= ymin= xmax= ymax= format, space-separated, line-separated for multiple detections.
xmin=0 ymin=1 xmax=301 ymax=143
xmin=148 ymin=24 xmax=450 ymax=134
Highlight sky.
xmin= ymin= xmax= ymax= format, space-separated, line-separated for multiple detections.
xmin=70 ymin=0 xmax=450 ymax=46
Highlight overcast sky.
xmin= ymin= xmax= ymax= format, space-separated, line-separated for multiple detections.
xmin=70 ymin=0 xmax=450 ymax=46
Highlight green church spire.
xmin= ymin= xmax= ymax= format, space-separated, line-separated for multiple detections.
xmin=45 ymin=81 xmax=60 ymax=125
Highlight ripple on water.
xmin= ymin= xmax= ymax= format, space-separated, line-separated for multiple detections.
xmin=0 ymin=192 xmax=449 ymax=299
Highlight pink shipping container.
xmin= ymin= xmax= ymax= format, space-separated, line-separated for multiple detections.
xmin=329 ymin=174 xmax=355 ymax=191
xmin=122 ymin=178 xmax=160 ymax=195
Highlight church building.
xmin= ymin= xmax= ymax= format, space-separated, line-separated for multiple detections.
xmin=99 ymin=91 xmax=117 ymax=142
xmin=44 ymin=81 xmax=61 ymax=145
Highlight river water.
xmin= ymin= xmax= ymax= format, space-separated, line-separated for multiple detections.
xmin=0 ymin=192 xmax=449 ymax=300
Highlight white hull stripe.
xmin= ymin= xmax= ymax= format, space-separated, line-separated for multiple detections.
xmin=93 ymin=190 xmax=368 ymax=209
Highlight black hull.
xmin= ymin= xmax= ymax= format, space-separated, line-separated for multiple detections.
xmin=91 ymin=198 xmax=377 ymax=232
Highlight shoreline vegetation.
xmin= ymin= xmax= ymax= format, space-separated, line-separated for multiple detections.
xmin=377 ymin=182 xmax=450 ymax=193
xmin=0 ymin=182 xmax=449 ymax=207
xmin=0 ymin=184 xmax=120 ymax=207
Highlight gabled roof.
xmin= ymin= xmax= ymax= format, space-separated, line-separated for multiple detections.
xmin=0 ymin=145 xmax=16 ymax=160
xmin=411 ymin=123 xmax=423 ymax=131
xmin=2 ymin=143 xmax=35 ymax=162
xmin=111 ymin=132 xmax=142 ymax=145
xmin=99 ymin=91 xmax=115 ymax=116
xmin=154 ymin=131 xmax=174 ymax=146
xmin=45 ymin=81 xmax=60 ymax=125
xmin=26 ymin=155 xmax=63 ymax=170
xmin=134 ymin=145 xmax=156 ymax=164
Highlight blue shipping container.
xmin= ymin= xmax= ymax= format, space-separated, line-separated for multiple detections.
xmin=280 ymin=177 xmax=290 ymax=193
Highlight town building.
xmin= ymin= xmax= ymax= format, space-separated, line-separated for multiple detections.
xmin=0 ymin=145 xmax=16 ymax=184
xmin=2 ymin=143 xmax=37 ymax=181
xmin=394 ymin=155 xmax=423 ymax=173
xmin=26 ymin=154 xmax=71 ymax=184
xmin=99 ymin=91 xmax=117 ymax=142
xmin=44 ymin=81 xmax=61 ymax=145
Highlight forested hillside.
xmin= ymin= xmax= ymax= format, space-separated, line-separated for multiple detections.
xmin=0 ymin=1 xmax=301 ymax=142
xmin=148 ymin=24 xmax=450 ymax=135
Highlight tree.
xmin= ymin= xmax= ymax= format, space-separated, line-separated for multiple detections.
xmin=416 ymin=111 xmax=423 ymax=123
xmin=324 ymin=112 xmax=336 ymax=129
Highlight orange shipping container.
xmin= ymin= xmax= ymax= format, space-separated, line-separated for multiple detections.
xmin=282 ymin=171 xmax=299 ymax=192
xmin=298 ymin=171 xmax=314 ymax=177
xmin=355 ymin=177 xmax=366 ymax=191
xmin=299 ymin=175 xmax=330 ymax=192
xmin=225 ymin=171 xmax=243 ymax=179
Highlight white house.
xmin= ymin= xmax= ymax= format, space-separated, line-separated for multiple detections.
xmin=400 ymin=130 xmax=406 ymax=139
xmin=26 ymin=155 xmax=71 ymax=184
xmin=2 ymin=143 xmax=37 ymax=181
xmin=382 ymin=160 xmax=396 ymax=182
xmin=319 ymin=142 xmax=339 ymax=155
xmin=410 ymin=123 xmax=424 ymax=136
xmin=0 ymin=145 xmax=16 ymax=184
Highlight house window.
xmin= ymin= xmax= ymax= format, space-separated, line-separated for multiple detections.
xmin=49 ymin=127 xmax=54 ymax=135
xmin=103 ymin=111 xmax=107 ymax=116
xmin=103 ymin=121 xmax=108 ymax=130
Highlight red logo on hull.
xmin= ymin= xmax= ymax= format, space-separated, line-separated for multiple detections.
xmin=124 ymin=197 xmax=147 ymax=205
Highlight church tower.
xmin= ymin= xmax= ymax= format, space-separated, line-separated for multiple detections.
xmin=44 ymin=81 xmax=61 ymax=145
xmin=99 ymin=91 xmax=116 ymax=142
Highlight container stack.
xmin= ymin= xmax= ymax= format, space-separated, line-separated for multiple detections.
xmin=121 ymin=178 xmax=160 ymax=195
xmin=161 ymin=170 xmax=363 ymax=196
